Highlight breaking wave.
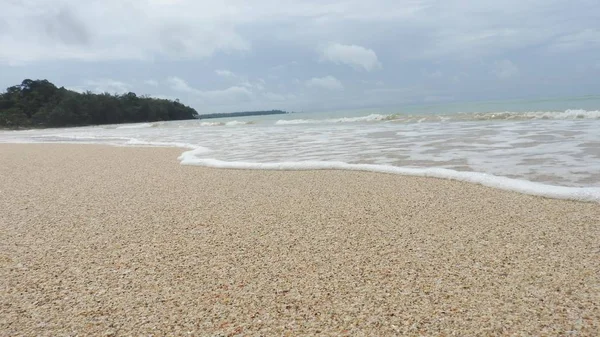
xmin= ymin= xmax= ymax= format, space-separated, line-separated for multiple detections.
xmin=116 ymin=122 xmax=156 ymax=129
xmin=198 ymin=120 xmax=253 ymax=126
xmin=276 ymin=109 xmax=600 ymax=125
xmin=275 ymin=114 xmax=389 ymax=125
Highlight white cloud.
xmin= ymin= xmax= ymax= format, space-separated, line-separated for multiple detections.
xmin=424 ymin=70 xmax=443 ymax=79
xmin=201 ymin=86 xmax=253 ymax=104
xmin=144 ymin=79 xmax=159 ymax=87
xmin=492 ymin=60 xmax=520 ymax=79
xmin=305 ymin=76 xmax=344 ymax=90
xmin=1 ymin=0 xmax=599 ymax=111
xmin=549 ymin=29 xmax=600 ymax=52
xmin=270 ymin=61 xmax=299 ymax=72
xmin=215 ymin=69 xmax=236 ymax=77
xmin=76 ymin=79 xmax=131 ymax=94
xmin=263 ymin=92 xmax=286 ymax=101
xmin=321 ymin=43 xmax=381 ymax=71
xmin=167 ymin=76 xmax=197 ymax=93
xmin=0 ymin=0 xmax=250 ymax=64
xmin=1 ymin=0 xmax=597 ymax=67
xmin=167 ymin=76 xmax=253 ymax=104
xmin=151 ymin=94 xmax=178 ymax=101
xmin=241 ymin=79 xmax=265 ymax=91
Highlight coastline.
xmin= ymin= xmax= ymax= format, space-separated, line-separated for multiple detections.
xmin=1 ymin=144 xmax=599 ymax=335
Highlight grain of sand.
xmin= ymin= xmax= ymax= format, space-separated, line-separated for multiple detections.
xmin=1 ymin=144 xmax=599 ymax=336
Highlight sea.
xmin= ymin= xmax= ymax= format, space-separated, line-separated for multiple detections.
xmin=2 ymin=95 xmax=600 ymax=202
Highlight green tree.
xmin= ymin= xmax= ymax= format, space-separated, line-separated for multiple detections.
xmin=0 ymin=79 xmax=199 ymax=128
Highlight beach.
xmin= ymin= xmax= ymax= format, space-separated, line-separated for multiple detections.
xmin=1 ymin=144 xmax=598 ymax=335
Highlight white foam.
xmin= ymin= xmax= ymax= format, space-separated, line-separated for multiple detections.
xmin=276 ymin=114 xmax=388 ymax=125
xmin=523 ymin=109 xmax=600 ymax=119
xmin=37 ymin=134 xmax=133 ymax=141
xmin=177 ymin=152 xmax=600 ymax=203
xmin=125 ymin=138 xmax=201 ymax=150
xmin=199 ymin=122 xmax=224 ymax=126
xmin=225 ymin=120 xmax=251 ymax=126
xmin=276 ymin=110 xmax=600 ymax=125
xmin=116 ymin=122 xmax=155 ymax=129
xmin=466 ymin=109 xmax=600 ymax=121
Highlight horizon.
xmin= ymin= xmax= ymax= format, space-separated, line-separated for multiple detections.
xmin=3 ymin=77 xmax=599 ymax=117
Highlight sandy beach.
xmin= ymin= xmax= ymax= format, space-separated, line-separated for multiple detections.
xmin=1 ymin=144 xmax=598 ymax=336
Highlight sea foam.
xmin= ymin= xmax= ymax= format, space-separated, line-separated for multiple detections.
xmin=199 ymin=122 xmax=224 ymax=126
xmin=225 ymin=120 xmax=253 ymax=126
xmin=116 ymin=122 xmax=155 ymax=129
xmin=276 ymin=114 xmax=388 ymax=125
xmin=178 ymin=150 xmax=600 ymax=203
xmin=275 ymin=110 xmax=600 ymax=125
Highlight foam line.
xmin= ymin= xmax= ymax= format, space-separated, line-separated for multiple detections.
xmin=116 ymin=123 xmax=155 ymax=129
xmin=178 ymin=150 xmax=600 ymax=202
xmin=276 ymin=114 xmax=387 ymax=125
xmin=275 ymin=109 xmax=600 ymax=125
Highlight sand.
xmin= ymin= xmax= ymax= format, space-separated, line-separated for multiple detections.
xmin=1 ymin=144 xmax=598 ymax=336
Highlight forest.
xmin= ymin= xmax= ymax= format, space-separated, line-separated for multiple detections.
xmin=0 ymin=79 xmax=198 ymax=128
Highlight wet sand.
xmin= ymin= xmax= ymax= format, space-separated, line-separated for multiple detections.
xmin=1 ymin=144 xmax=598 ymax=336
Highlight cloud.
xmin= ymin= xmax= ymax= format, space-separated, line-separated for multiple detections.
xmin=43 ymin=8 xmax=90 ymax=46
xmin=167 ymin=76 xmax=197 ymax=93
xmin=321 ymin=43 xmax=381 ymax=71
xmin=270 ymin=61 xmax=299 ymax=72
xmin=0 ymin=1 xmax=250 ymax=64
xmin=201 ymin=86 xmax=253 ymax=104
xmin=492 ymin=60 xmax=520 ymax=79
xmin=167 ymin=76 xmax=253 ymax=104
xmin=215 ymin=69 xmax=236 ymax=77
xmin=549 ymin=29 xmax=600 ymax=52
xmin=1 ymin=0 xmax=599 ymax=111
xmin=73 ymin=79 xmax=131 ymax=94
xmin=263 ymin=92 xmax=287 ymax=101
xmin=423 ymin=70 xmax=443 ymax=79
xmin=241 ymin=79 xmax=266 ymax=91
xmin=305 ymin=76 xmax=344 ymax=90
xmin=144 ymin=79 xmax=159 ymax=87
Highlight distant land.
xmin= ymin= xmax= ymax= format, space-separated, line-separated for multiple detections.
xmin=197 ymin=110 xmax=290 ymax=119
xmin=0 ymin=79 xmax=198 ymax=129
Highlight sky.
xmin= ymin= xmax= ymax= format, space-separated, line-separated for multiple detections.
xmin=1 ymin=0 xmax=599 ymax=113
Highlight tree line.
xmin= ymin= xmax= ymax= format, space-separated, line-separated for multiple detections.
xmin=0 ymin=79 xmax=199 ymax=128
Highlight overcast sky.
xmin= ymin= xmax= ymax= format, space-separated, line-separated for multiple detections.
xmin=1 ymin=0 xmax=599 ymax=113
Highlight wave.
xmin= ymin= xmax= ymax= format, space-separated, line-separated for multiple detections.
xmin=275 ymin=114 xmax=388 ymax=125
xmin=178 ymin=150 xmax=600 ymax=203
xmin=35 ymin=134 xmax=133 ymax=142
xmin=467 ymin=109 xmax=600 ymax=121
xmin=198 ymin=120 xmax=253 ymax=126
xmin=225 ymin=120 xmax=253 ymax=126
xmin=20 ymin=135 xmax=204 ymax=151
xmin=275 ymin=110 xmax=600 ymax=125
xmin=124 ymin=138 xmax=203 ymax=150
xmin=199 ymin=122 xmax=224 ymax=126
xmin=116 ymin=123 xmax=155 ymax=129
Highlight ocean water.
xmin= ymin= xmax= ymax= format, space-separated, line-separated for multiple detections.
xmin=1 ymin=95 xmax=600 ymax=202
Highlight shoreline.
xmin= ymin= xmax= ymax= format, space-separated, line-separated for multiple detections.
xmin=1 ymin=144 xmax=599 ymax=335
xmin=2 ymin=140 xmax=599 ymax=203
